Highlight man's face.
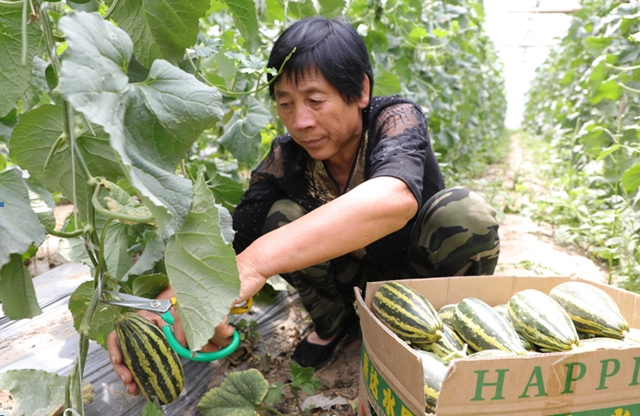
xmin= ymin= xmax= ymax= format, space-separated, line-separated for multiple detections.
xmin=274 ymin=69 xmax=370 ymax=166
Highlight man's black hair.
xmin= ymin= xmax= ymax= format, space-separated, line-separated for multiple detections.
xmin=267 ymin=17 xmax=374 ymax=103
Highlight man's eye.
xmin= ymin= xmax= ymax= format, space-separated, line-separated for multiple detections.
xmin=279 ymin=102 xmax=291 ymax=108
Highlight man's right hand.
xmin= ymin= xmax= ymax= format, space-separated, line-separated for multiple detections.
xmin=106 ymin=286 xmax=236 ymax=396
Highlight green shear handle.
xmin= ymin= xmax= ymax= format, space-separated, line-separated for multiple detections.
xmin=159 ymin=310 xmax=241 ymax=362
xmin=101 ymin=291 xmax=251 ymax=362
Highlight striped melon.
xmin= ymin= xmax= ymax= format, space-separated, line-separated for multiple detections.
xmin=508 ymin=289 xmax=580 ymax=352
xmin=116 ymin=313 xmax=184 ymax=405
xmin=493 ymin=304 xmax=509 ymax=320
xmin=576 ymin=337 xmax=629 ymax=352
xmin=414 ymin=323 xmax=468 ymax=359
xmin=494 ymin=304 xmax=537 ymax=351
xmin=372 ymin=281 xmax=443 ymax=343
xmin=549 ymin=281 xmax=629 ymax=339
xmin=454 ymin=298 xmax=526 ymax=355
xmin=415 ymin=350 xmax=448 ymax=414
xmin=625 ymin=327 xmax=640 ymax=344
xmin=463 ymin=349 xmax=519 ymax=360
xmin=438 ymin=304 xmax=457 ymax=328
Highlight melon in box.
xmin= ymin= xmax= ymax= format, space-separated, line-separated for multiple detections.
xmin=356 ymin=275 xmax=640 ymax=416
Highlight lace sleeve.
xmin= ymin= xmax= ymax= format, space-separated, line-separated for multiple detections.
xmin=367 ymin=101 xmax=437 ymax=204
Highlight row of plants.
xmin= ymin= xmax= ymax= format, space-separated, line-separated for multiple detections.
xmin=522 ymin=0 xmax=640 ymax=289
xmin=0 ymin=0 xmax=506 ymax=414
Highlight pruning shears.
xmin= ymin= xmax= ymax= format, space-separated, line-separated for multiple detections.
xmin=101 ymin=290 xmax=253 ymax=362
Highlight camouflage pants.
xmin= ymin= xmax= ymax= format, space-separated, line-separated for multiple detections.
xmin=261 ymin=186 xmax=500 ymax=338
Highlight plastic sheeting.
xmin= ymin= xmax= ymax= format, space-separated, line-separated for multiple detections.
xmin=0 ymin=263 xmax=304 ymax=415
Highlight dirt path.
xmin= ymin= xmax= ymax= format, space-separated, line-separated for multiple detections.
xmin=489 ymin=134 xmax=608 ymax=284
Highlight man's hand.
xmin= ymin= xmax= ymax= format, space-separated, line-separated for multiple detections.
xmin=106 ymin=286 xmax=236 ymax=396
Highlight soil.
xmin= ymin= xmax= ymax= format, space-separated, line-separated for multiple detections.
xmin=3 ymin=134 xmax=610 ymax=415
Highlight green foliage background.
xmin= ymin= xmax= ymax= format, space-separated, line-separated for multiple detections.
xmin=523 ymin=0 xmax=640 ymax=289
xmin=0 ymin=0 xmax=506 ymax=412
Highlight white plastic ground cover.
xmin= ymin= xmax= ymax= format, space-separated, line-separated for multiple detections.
xmin=0 ymin=263 xmax=93 ymax=374
xmin=0 ymin=262 xmax=301 ymax=415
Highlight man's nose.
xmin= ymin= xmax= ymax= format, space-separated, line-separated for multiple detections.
xmin=293 ymin=106 xmax=315 ymax=130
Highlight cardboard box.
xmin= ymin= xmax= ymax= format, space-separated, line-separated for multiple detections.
xmin=356 ymin=275 xmax=640 ymax=416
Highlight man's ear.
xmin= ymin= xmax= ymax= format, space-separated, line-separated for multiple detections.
xmin=358 ymin=74 xmax=371 ymax=109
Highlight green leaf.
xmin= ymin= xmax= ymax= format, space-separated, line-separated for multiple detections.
xmin=109 ymin=0 xmax=210 ymax=67
xmin=123 ymin=231 xmax=166 ymax=281
xmin=0 ymin=369 xmax=67 ymax=415
xmin=364 ymin=29 xmax=389 ymax=54
xmin=373 ymin=70 xmax=401 ymax=96
xmin=432 ymin=28 xmax=449 ymax=39
xmin=194 ymin=34 xmax=222 ymax=58
xmin=197 ymin=369 xmax=269 ymax=415
xmin=99 ymin=178 xmax=153 ymax=223
xmin=584 ymin=36 xmax=612 ymax=54
xmin=220 ymin=0 xmax=259 ymax=46
xmin=264 ymin=0 xmax=285 ymax=23
xmin=219 ymin=98 xmax=271 ymax=167
xmin=290 ymin=361 xmax=322 ymax=395
xmin=0 ymin=253 xmax=42 ymax=319
xmin=186 ymin=160 xmax=244 ymax=211
xmin=9 ymin=105 xmax=122 ymax=221
xmin=263 ymin=381 xmax=285 ymax=404
xmin=0 ymin=108 xmax=17 ymax=142
xmin=0 ymin=168 xmax=46 ymax=268
xmin=596 ymin=144 xmax=620 ymax=161
xmin=29 ymin=187 xmax=56 ymax=232
xmin=209 ymin=172 xmax=245 ymax=210
xmin=59 ymin=236 xmax=93 ymax=270
xmin=131 ymin=272 xmax=169 ymax=298
xmin=103 ymin=221 xmax=132 ymax=281
xmin=409 ymin=26 xmax=427 ymax=41
xmin=225 ymin=52 xmax=267 ymax=74
xmin=0 ymin=4 xmax=43 ymax=116
xmin=165 ymin=168 xmax=240 ymax=352
xmin=69 ymin=280 xmax=121 ymax=349
xmin=622 ymin=163 xmax=640 ymax=194
xmin=588 ymin=78 xmax=622 ymax=104
xmin=287 ymin=0 xmax=317 ymax=19
xmin=317 ymin=0 xmax=345 ymax=17
xmin=142 ymin=399 xmax=165 ymax=416
xmin=58 ymin=12 xmax=223 ymax=239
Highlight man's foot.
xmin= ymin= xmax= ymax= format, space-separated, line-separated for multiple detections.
xmin=292 ymin=312 xmax=360 ymax=370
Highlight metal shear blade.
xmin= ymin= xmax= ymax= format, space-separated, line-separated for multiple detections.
xmin=101 ymin=291 xmax=173 ymax=314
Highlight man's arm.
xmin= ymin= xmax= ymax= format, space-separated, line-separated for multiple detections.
xmin=235 ymin=176 xmax=418 ymax=302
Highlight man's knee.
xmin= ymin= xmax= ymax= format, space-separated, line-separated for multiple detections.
xmin=261 ymin=199 xmax=308 ymax=234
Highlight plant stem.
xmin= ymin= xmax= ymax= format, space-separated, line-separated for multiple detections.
xmin=618 ymin=82 xmax=640 ymax=94
xmin=38 ymin=1 xmax=61 ymax=74
xmin=46 ymin=226 xmax=89 ymax=238
xmin=21 ymin=0 xmax=28 ymax=66
xmin=43 ymin=134 xmax=65 ymax=171
xmin=102 ymin=0 xmax=120 ymax=20
xmin=255 ymin=405 xmax=286 ymax=416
